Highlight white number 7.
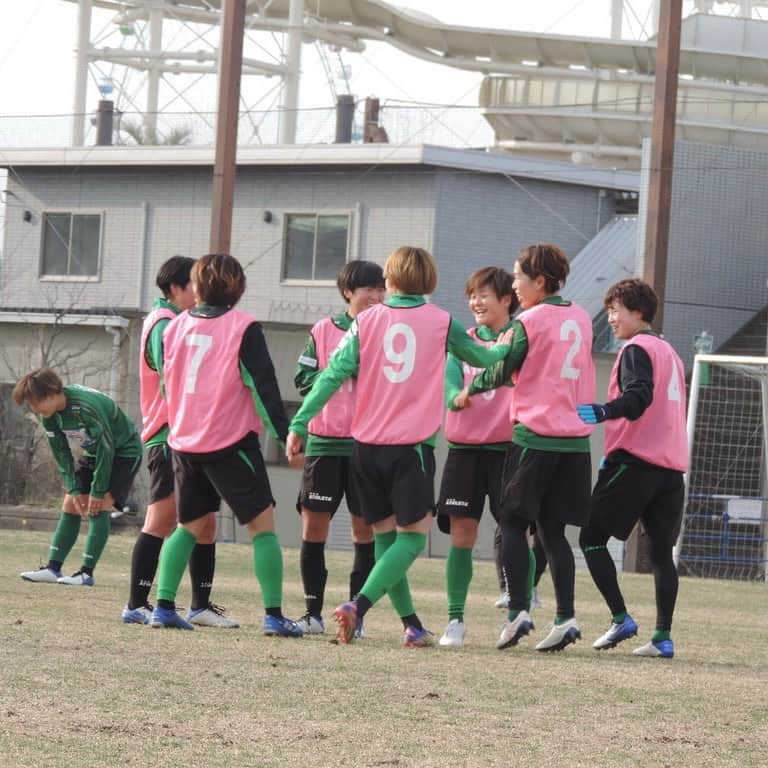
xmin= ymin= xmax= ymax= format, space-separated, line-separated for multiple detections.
xmin=185 ymin=334 xmax=213 ymax=394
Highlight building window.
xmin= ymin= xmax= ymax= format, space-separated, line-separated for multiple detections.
xmin=261 ymin=402 xmax=300 ymax=467
xmin=283 ymin=212 xmax=350 ymax=282
xmin=40 ymin=212 xmax=102 ymax=278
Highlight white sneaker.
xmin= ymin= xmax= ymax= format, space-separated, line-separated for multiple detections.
xmin=535 ymin=618 xmax=581 ymax=652
xmin=20 ymin=566 xmax=62 ymax=583
xmin=439 ymin=619 xmax=466 ymax=648
xmin=530 ymin=588 xmax=543 ymax=610
xmin=494 ymin=592 xmax=509 ymax=609
xmin=296 ymin=614 xmax=325 ymax=634
xmin=496 ymin=610 xmax=534 ymax=649
xmin=187 ymin=604 xmax=240 ymax=628
xmin=57 ymin=571 xmax=95 ymax=586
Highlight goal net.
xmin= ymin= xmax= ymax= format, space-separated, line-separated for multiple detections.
xmin=675 ymin=354 xmax=768 ymax=580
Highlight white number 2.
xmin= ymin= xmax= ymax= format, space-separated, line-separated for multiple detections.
xmin=184 ymin=334 xmax=213 ymax=394
xmin=667 ymin=366 xmax=683 ymax=402
xmin=559 ymin=319 xmax=582 ymax=380
xmin=383 ymin=323 xmax=416 ymax=383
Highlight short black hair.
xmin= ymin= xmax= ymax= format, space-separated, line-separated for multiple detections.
xmin=156 ymin=255 xmax=196 ymax=298
xmin=604 ymin=278 xmax=658 ymax=323
xmin=337 ymin=260 xmax=385 ymax=302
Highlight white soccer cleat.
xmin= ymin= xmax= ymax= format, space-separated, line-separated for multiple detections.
xmin=20 ymin=566 xmax=62 ymax=583
xmin=633 ymin=638 xmax=674 ymax=658
xmin=439 ymin=619 xmax=466 ymax=648
xmin=122 ymin=605 xmax=153 ymax=625
xmin=535 ymin=618 xmax=581 ymax=652
xmin=496 ymin=610 xmax=534 ymax=649
xmin=187 ymin=604 xmax=240 ymax=628
xmin=494 ymin=592 xmax=510 ymax=609
xmin=57 ymin=571 xmax=95 ymax=587
xmin=296 ymin=614 xmax=325 ymax=635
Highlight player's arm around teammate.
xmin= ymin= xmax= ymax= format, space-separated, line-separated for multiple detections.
xmin=15 ymin=369 xmax=142 ymax=587
xmin=577 ymin=279 xmax=687 ymax=659
xmin=293 ymin=261 xmax=385 ymax=636
xmin=151 ymin=253 xmax=302 ymax=635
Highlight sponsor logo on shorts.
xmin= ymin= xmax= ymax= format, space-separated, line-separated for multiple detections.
xmin=445 ymin=497 xmax=470 ymax=507
xmin=308 ymin=492 xmax=334 ymax=502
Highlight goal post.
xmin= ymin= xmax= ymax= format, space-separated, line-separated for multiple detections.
xmin=675 ymin=354 xmax=768 ymax=581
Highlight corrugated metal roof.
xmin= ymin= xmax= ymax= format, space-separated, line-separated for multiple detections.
xmin=561 ymin=215 xmax=638 ymax=320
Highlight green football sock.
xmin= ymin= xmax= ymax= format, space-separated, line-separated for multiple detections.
xmin=156 ymin=527 xmax=197 ymax=603
xmin=360 ymin=532 xmax=427 ymax=608
xmin=48 ymin=512 xmax=81 ymax=565
xmin=446 ymin=546 xmax=473 ymax=621
xmin=372 ymin=530 xmax=414 ymax=618
xmin=613 ymin=612 xmax=628 ymax=624
xmin=525 ymin=547 xmax=536 ymax=611
xmin=253 ymin=531 xmax=283 ymax=610
xmin=555 ymin=615 xmax=574 ymax=625
xmin=81 ymin=512 xmax=110 ymax=572
xmin=652 ymin=629 xmax=671 ymax=642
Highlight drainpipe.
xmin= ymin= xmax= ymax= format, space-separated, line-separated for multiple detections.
xmin=104 ymin=326 xmax=123 ymax=401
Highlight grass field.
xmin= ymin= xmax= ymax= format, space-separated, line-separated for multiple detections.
xmin=1 ymin=529 xmax=768 ymax=767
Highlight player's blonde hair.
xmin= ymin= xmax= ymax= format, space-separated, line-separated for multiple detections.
xmin=192 ymin=253 xmax=246 ymax=307
xmin=384 ymin=246 xmax=438 ymax=296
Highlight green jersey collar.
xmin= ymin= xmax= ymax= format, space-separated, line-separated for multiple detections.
xmin=541 ymin=296 xmax=570 ymax=307
xmin=476 ymin=317 xmax=515 ymax=341
xmin=385 ymin=294 xmax=426 ymax=308
xmin=190 ymin=304 xmax=230 ymax=318
xmin=634 ymin=329 xmax=659 ymax=338
xmin=332 ymin=312 xmax=354 ymax=331
xmin=153 ymin=296 xmax=181 ymax=314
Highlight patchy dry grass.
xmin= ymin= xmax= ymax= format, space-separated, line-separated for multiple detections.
xmin=1 ymin=529 xmax=767 ymax=767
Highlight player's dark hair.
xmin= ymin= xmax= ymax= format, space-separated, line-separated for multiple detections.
xmin=337 ymin=260 xmax=385 ymax=302
xmin=156 ymin=255 xmax=195 ymax=298
xmin=517 ymin=243 xmax=569 ymax=295
xmin=192 ymin=253 xmax=246 ymax=307
xmin=465 ymin=266 xmax=519 ymax=316
xmin=12 ymin=368 xmax=64 ymax=406
xmin=604 ymin=278 xmax=658 ymax=323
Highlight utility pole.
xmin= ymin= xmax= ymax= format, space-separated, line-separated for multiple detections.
xmin=210 ymin=0 xmax=246 ymax=254
xmin=643 ymin=0 xmax=683 ymax=333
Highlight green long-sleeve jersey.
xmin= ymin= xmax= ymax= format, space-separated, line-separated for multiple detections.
xmin=41 ymin=385 xmax=142 ymax=498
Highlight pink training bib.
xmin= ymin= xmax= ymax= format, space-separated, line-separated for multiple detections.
xmin=512 ymin=302 xmax=596 ymax=437
xmin=444 ymin=326 xmax=514 ymax=444
xmin=139 ymin=306 xmax=177 ymax=443
xmin=604 ymin=333 xmax=688 ymax=471
xmin=163 ymin=308 xmax=263 ymax=452
xmin=352 ymin=302 xmax=451 ymax=444
xmin=307 ymin=316 xmax=356 ymax=438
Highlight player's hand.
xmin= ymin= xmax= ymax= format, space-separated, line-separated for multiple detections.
xmin=73 ymin=494 xmax=89 ymax=518
xmin=87 ymin=496 xmax=105 ymax=516
xmin=577 ymin=403 xmax=607 ymax=424
xmin=497 ymin=327 xmax=515 ymax=347
xmin=288 ymin=451 xmax=305 ymax=470
xmin=453 ymin=387 xmax=471 ymax=410
xmin=285 ymin=432 xmax=303 ymax=463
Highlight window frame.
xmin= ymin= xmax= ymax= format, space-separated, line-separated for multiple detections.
xmin=280 ymin=210 xmax=352 ymax=286
xmin=38 ymin=209 xmax=104 ymax=282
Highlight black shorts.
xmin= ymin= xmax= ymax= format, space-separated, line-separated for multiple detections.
xmin=499 ymin=444 xmax=591 ymax=527
xmin=589 ymin=458 xmax=685 ymax=541
xmin=297 ymin=455 xmax=362 ymax=517
xmin=146 ymin=444 xmax=175 ymax=504
xmin=437 ymin=449 xmax=505 ymax=534
xmin=74 ymin=455 xmax=141 ymax=510
xmin=350 ymin=441 xmax=435 ymax=528
xmin=172 ymin=443 xmax=275 ymax=525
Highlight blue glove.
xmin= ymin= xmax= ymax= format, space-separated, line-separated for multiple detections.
xmin=577 ymin=403 xmax=607 ymax=424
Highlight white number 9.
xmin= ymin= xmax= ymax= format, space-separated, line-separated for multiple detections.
xmin=383 ymin=323 xmax=416 ymax=383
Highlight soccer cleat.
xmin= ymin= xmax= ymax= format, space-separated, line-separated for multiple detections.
xmin=633 ymin=638 xmax=674 ymax=658
xmin=494 ymin=592 xmax=510 ymax=609
xmin=150 ymin=606 xmax=194 ymax=630
xmin=20 ymin=566 xmax=62 ymax=583
xmin=530 ymin=588 xmax=543 ymax=610
xmin=535 ymin=618 xmax=581 ymax=652
xmin=403 ymin=626 xmax=434 ymax=648
xmin=187 ymin=604 xmax=240 ymax=628
xmin=57 ymin=571 xmax=95 ymax=587
xmin=353 ymin=618 xmax=365 ymax=639
xmin=439 ymin=619 xmax=466 ymax=648
xmin=496 ymin=610 xmax=534 ymax=649
xmin=262 ymin=615 xmax=304 ymax=637
xmin=332 ymin=601 xmax=358 ymax=644
xmin=122 ymin=605 xmax=152 ymax=624
xmin=593 ymin=615 xmax=638 ymax=650
xmin=296 ymin=614 xmax=325 ymax=635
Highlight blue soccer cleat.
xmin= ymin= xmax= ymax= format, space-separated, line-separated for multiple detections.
xmin=403 ymin=625 xmax=434 ymax=648
xmin=262 ymin=614 xmax=304 ymax=637
xmin=633 ymin=638 xmax=674 ymax=658
xmin=122 ymin=604 xmax=153 ymax=625
xmin=593 ymin=614 xmax=638 ymax=650
xmin=150 ymin=606 xmax=194 ymax=630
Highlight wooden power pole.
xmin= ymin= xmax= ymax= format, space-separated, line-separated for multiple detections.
xmin=210 ymin=0 xmax=246 ymax=254
xmin=643 ymin=0 xmax=683 ymax=333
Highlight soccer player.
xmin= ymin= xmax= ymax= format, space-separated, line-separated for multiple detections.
xmin=293 ymin=261 xmax=385 ymax=636
xmin=437 ymin=266 xmax=521 ymax=648
xmin=149 ymin=253 xmax=302 ymax=636
xmin=462 ymin=243 xmax=595 ymax=652
xmin=15 ymin=368 xmax=142 ymax=586
xmin=122 ymin=256 xmax=238 ymax=628
xmin=286 ymin=246 xmax=512 ymax=647
xmin=577 ymin=279 xmax=687 ymax=659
